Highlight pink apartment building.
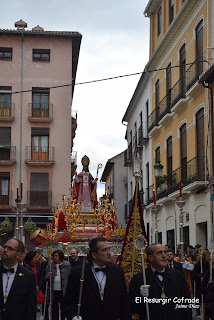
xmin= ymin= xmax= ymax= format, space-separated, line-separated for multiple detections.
xmin=0 ymin=20 xmax=81 ymax=241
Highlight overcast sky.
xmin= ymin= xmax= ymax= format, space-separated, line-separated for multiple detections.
xmin=1 ymin=0 xmax=150 ymax=198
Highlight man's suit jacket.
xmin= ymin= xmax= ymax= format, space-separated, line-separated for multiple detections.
xmin=168 ymin=260 xmax=183 ymax=272
xmin=70 ymin=258 xmax=83 ymax=269
xmin=64 ymin=262 xmax=131 ymax=320
xmin=0 ymin=265 xmax=37 ymax=320
xmin=129 ymin=266 xmax=191 ymax=320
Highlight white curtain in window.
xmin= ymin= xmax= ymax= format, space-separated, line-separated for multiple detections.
xmin=41 ymin=136 xmax=48 ymax=152
xmin=33 ymin=136 xmax=39 ymax=152
xmin=2 ymin=180 xmax=8 ymax=195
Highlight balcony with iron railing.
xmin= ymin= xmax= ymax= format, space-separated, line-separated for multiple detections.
xmin=27 ymin=191 xmax=52 ymax=208
xmin=145 ymin=184 xmax=154 ymax=205
xmin=138 ymin=121 xmax=148 ymax=145
xmin=25 ymin=146 xmax=55 ymax=165
xmin=170 ymin=77 xmax=186 ymax=109
xmin=182 ymin=156 xmax=206 ymax=190
xmin=28 ymin=103 xmax=53 ymax=122
xmin=0 ymin=146 xmax=16 ymax=164
xmin=133 ymin=133 xmax=138 ymax=152
xmin=186 ymin=58 xmax=203 ymax=92
xmin=0 ymin=102 xmax=15 ymax=120
xmin=148 ymin=59 xmax=204 ymax=134
xmin=147 ymin=156 xmax=207 ymax=204
xmin=159 ymin=91 xmax=171 ymax=120
xmin=156 ymin=167 xmax=180 ymax=200
xmin=128 ymin=141 xmax=133 ymax=159
xmin=148 ymin=108 xmax=159 ymax=133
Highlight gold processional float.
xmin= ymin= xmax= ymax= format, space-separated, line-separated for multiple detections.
xmin=43 ymin=155 xmax=125 ymax=259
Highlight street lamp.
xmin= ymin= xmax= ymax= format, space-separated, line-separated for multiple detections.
xmin=152 ymin=161 xmax=164 ymax=242
xmin=154 ymin=160 xmax=163 ymax=178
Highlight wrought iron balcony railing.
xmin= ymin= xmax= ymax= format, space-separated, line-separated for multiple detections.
xmin=133 ymin=133 xmax=137 ymax=151
xmin=159 ymin=91 xmax=171 ymax=119
xmin=0 ymin=146 xmax=16 ymax=161
xmin=171 ymin=77 xmax=186 ymax=108
xmin=147 ymin=59 xmax=204 ymax=134
xmin=25 ymin=146 xmax=54 ymax=162
xmin=156 ymin=168 xmax=181 ymax=200
xmin=0 ymin=102 xmax=15 ymax=118
xmin=138 ymin=121 xmax=148 ymax=144
xmin=186 ymin=57 xmax=203 ymax=92
xmin=29 ymin=103 xmax=53 ymax=119
xmin=182 ymin=156 xmax=206 ymax=187
xmin=128 ymin=141 xmax=132 ymax=159
xmin=148 ymin=108 xmax=158 ymax=132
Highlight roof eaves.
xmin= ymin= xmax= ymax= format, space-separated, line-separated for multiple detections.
xmin=100 ymin=161 xmax=114 ymax=182
xmin=122 ymin=71 xmax=147 ymax=122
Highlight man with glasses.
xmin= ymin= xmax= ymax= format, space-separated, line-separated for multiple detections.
xmin=0 ymin=238 xmax=37 ymax=320
xmin=64 ymin=237 xmax=131 ymax=320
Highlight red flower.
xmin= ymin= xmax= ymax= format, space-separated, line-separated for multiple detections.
xmin=51 ymin=212 xmax=66 ymax=232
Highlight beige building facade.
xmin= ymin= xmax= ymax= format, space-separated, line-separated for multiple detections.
xmin=144 ymin=0 xmax=214 ymax=249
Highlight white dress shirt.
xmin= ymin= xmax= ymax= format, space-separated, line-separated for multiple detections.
xmin=92 ymin=262 xmax=107 ymax=300
xmin=2 ymin=263 xmax=18 ymax=303
xmin=151 ymin=265 xmax=165 ymax=282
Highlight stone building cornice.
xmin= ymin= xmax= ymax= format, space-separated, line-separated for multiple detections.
xmin=144 ymin=0 xmax=161 ymax=17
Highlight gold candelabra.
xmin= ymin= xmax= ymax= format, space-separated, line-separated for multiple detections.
xmin=48 ymin=193 xmax=124 ymax=240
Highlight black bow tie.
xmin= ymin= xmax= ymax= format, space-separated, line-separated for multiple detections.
xmin=155 ymin=271 xmax=165 ymax=277
xmin=2 ymin=267 xmax=14 ymax=274
xmin=95 ymin=267 xmax=106 ymax=273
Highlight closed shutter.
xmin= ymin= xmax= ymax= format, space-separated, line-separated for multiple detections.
xmin=155 ymin=80 xmax=160 ymax=124
xmin=196 ymin=108 xmax=205 ymax=180
xmin=180 ymin=44 xmax=186 ymax=97
xmin=166 ymin=63 xmax=171 ymax=110
xmin=196 ymin=20 xmax=203 ymax=76
xmin=167 ymin=137 xmax=172 ymax=174
xmin=180 ymin=124 xmax=187 ymax=180
xmin=30 ymin=173 xmax=49 ymax=206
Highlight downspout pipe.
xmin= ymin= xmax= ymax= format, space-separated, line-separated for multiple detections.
xmin=19 ymin=32 xmax=24 ymax=200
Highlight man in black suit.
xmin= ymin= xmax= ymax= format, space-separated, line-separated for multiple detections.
xmin=69 ymin=249 xmax=83 ymax=269
xmin=64 ymin=237 xmax=131 ymax=320
xmin=166 ymin=248 xmax=183 ymax=272
xmin=129 ymin=243 xmax=192 ymax=320
xmin=0 ymin=238 xmax=37 ymax=320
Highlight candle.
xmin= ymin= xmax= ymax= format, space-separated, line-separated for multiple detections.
xmin=179 ymin=181 xmax=182 ymax=198
xmin=153 ymin=189 xmax=156 ymax=206
xmin=21 ymin=183 xmax=23 ymax=200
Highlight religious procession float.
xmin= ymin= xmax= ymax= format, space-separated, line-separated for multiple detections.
xmin=42 ymin=155 xmax=125 ymax=258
